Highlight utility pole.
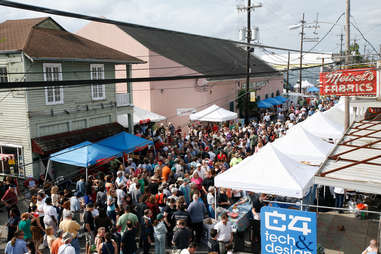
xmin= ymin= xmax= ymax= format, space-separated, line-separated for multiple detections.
xmin=245 ymin=0 xmax=252 ymax=124
xmin=238 ymin=0 xmax=262 ymax=124
xmin=344 ymin=0 xmax=350 ymax=129
xmin=299 ymin=13 xmax=305 ymax=93
xmin=286 ymin=51 xmax=290 ymax=93
xmin=339 ymin=33 xmax=344 ymax=56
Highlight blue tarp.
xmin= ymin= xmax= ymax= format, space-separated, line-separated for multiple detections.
xmin=257 ymin=100 xmax=273 ymax=108
xmin=263 ymin=97 xmax=282 ymax=106
xmin=96 ymin=131 xmax=153 ymax=154
xmin=274 ymin=96 xmax=288 ymax=103
xmin=307 ymin=86 xmax=320 ymax=93
xmin=50 ymin=142 xmax=121 ymax=167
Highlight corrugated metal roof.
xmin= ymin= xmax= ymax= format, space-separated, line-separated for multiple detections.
xmin=315 ymin=119 xmax=381 ymax=194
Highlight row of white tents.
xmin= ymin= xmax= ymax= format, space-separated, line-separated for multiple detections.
xmin=214 ymin=99 xmax=364 ymax=199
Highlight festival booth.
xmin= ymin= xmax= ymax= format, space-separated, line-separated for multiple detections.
xmin=96 ymin=131 xmax=154 ymax=154
xmin=189 ymin=104 xmax=238 ymax=122
xmin=298 ymin=111 xmax=344 ymax=141
xmin=117 ymin=106 xmax=166 ymax=127
xmin=49 ymin=141 xmax=121 ymax=180
xmin=307 ymin=86 xmax=320 ymax=93
xmin=214 ymin=143 xmax=319 ymax=243
xmin=272 ymin=124 xmax=335 ymax=165
xmin=257 ymin=100 xmax=273 ymax=109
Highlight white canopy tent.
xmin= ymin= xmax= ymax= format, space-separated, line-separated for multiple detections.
xmin=189 ymin=104 xmax=237 ymax=122
xmin=273 ymin=124 xmax=335 ymax=165
xmin=298 ymin=111 xmax=344 ymax=140
xmin=118 ymin=106 xmax=166 ymax=126
xmin=214 ymin=143 xmax=319 ymax=198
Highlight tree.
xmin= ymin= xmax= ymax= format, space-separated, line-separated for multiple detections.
xmin=236 ymin=89 xmax=258 ymax=119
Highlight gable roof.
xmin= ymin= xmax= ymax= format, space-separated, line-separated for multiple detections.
xmin=117 ymin=24 xmax=277 ymax=78
xmin=0 ymin=17 xmax=143 ymax=64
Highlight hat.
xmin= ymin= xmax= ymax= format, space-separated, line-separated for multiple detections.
xmin=9 ymin=184 xmax=16 ymax=188
xmin=171 ymin=187 xmax=178 ymax=193
xmin=151 ymin=175 xmax=160 ymax=181
xmin=177 ymin=177 xmax=184 ymax=182
xmin=156 ymin=213 xmax=164 ymax=220
xmin=184 ymin=178 xmax=190 ymax=183
xmin=62 ymin=232 xmax=73 ymax=243
xmin=196 ymin=163 xmax=201 ymax=167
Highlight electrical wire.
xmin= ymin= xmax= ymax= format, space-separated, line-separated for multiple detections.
xmin=350 ymin=19 xmax=380 ymax=57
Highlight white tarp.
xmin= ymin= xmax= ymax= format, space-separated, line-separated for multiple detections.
xmin=118 ymin=107 xmax=166 ymax=127
xmin=298 ymin=111 xmax=344 ymax=140
xmin=214 ymin=143 xmax=318 ymax=198
xmin=273 ymin=124 xmax=335 ymax=164
xmin=189 ymin=104 xmax=237 ymax=122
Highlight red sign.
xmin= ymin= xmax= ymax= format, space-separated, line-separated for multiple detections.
xmin=320 ymin=68 xmax=377 ymax=96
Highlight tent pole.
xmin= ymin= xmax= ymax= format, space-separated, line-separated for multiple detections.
xmin=44 ymin=159 xmax=51 ymax=183
xmin=122 ymin=153 xmax=125 ymax=168
xmin=215 ymin=187 xmax=218 ymax=220
xmin=300 ymin=199 xmax=303 ymax=211
xmin=316 ymin=186 xmax=320 ymax=215
xmin=86 ymin=167 xmax=88 ymax=182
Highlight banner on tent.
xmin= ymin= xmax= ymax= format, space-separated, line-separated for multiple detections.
xmin=320 ymin=68 xmax=377 ymax=96
xmin=261 ymin=206 xmax=317 ymax=254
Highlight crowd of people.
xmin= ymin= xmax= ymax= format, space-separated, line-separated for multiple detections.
xmin=1 ymin=97 xmax=339 ymax=254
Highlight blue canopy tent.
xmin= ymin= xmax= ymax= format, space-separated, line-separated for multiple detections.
xmin=263 ymin=97 xmax=282 ymax=106
xmin=274 ymin=96 xmax=288 ymax=103
xmin=49 ymin=142 xmax=121 ymax=180
xmin=307 ymin=86 xmax=320 ymax=93
xmin=96 ymin=131 xmax=154 ymax=154
xmin=257 ymin=100 xmax=273 ymax=108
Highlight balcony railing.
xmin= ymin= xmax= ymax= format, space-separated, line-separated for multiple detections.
xmin=116 ymin=93 xmax=132 ymax=107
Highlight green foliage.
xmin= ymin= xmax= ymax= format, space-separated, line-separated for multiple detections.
xmin=236 ymin=88 xmax=258 ymax=118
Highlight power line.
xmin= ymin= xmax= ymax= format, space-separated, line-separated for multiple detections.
xmin=0 ymin=0 xmax=329 ymax=55
xmin=350 ymin=18 xmax=380 ymax=57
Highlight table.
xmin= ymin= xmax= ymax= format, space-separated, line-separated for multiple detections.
xmin=226 ymin=200 xmax=252 ymax=232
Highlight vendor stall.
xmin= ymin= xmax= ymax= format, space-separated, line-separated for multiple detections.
xmin=189 ymin=104 xmax=237 ymax=122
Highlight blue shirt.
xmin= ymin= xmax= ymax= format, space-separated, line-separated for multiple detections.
xmin=5 ymin=239 xmax=28 ymax=254
xmin=76 ymin=180 xmax=85 ymax=196
xmin=187 ymin=200 xmax=207 ymax=223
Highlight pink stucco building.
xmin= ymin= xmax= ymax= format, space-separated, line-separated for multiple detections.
xmin=77 ymin=22 xmax=283 ymax=127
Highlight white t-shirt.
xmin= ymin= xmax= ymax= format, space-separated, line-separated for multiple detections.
xmin=116 ymin=189 xmax=126 ymax=206
xmin=37 ymin=199 xmax=46 ymax=217
xmin=180 ymin=249 xmax=190 ymax=254
xmin=115 ymin=176 xmax=128 ymax=188
xmin=58 ymin=243 xmax=76 ymax=254
xmin=43 ymin=205 xmax=58 ymax=225
xmin=214 ymin=221 xmax=233 ymax=242
xmin=207 ymin=193 xmax=215 ymax=205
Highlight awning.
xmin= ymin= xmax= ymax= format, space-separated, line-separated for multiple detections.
xmin=189 ymin=104 xmax=237 ymax=122
xmin=96 ymin=131 xmax=153 ymax=154
xmin=315 ymin=120 xmax=381 ymax=194
xmin=257 ymin=100 xmax=273 ymax=108
xmin=32 ymin=123 xmax=126 ymax=155
xmin=117 ymin=106 xmax=166 ymax=127
xmin=274 ymin=96 xmax=288 ymax=103
xmin=50 ymin=141 xmax=121 ymax=168
xmin=262 ymin=97 xmax=283 ymax=106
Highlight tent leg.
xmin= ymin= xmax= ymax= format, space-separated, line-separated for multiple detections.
xmin=300 ymin=199 xmax=303 ymax=211
xmin=215 ymin=187 xmax=217 ymax=220
xmin=44 ymin=160 xmax=51 ymax=183
xmin=316 ymin=186 xmax=320 ymax=215
xmin=122 ymin=154 xmax=125 ymax=168
xmin=86 ymin=167 xmax=88 ymax=182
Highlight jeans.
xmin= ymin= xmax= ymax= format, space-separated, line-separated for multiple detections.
xmin=155 ymin=235 xmax=166 ymax=254
xmin=107 ymin=210 xmax=116 ymax=223
xmin=192 ymin=222 xmax=203 ymax=243
xmin=335 ymin=194 xmax=344 ymax=208
xmin=71 ymin=238 xmax=80 ymax=254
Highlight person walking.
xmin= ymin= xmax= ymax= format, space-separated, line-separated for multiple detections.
xmin=121 ymin=221 xmax=137 ymax=254
xmin=362 ymin=239 xmax=378 ymax=254
xmin=187 ymin=193 xmax=207 ymax=242
xmin=98 ymin=232 xmax=118 ymax=254
xmin=172 ymin=219 xmax=192 ymax=250
xmin=214 ymin=213 xmax=233 ymax=254
xmin=57 ymin=232 xmax=76 ymax=254
xmin=153 ymin=213 xmax=167 ymax=254
xmin=59 ymin=211 xmax=81 ymax=254
xmin=5 ymin=230 xmax=29 ymax=254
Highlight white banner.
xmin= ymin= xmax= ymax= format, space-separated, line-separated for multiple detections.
xmin=176 ymin=108 xmax=196 ymax=116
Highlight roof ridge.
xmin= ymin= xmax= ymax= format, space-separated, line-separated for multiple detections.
xmin=22 ymin=17 xmax=50 ymax=50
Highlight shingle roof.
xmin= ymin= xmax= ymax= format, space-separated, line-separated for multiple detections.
xmin=0 ymin=17 xmax=143 ymax=64
xmin=117 ymin=24 xmax=277 ymax=78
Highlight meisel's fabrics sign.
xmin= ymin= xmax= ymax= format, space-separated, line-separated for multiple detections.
xmin=261 ymin=206 xmax=317 ymax=254
xmin=320 ymin=68 xmax=377 ymax=96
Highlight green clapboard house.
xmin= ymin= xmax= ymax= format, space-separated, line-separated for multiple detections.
xmin=0 ymin=17 xmax=143 ymax=178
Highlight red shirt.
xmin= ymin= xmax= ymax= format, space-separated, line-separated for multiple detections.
xmin=1 ymin=189 xmax=17 ymax=206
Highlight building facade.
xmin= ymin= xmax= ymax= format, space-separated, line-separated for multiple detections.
xmin=77 ymin=21 xmax=283 ymax=127
xmin=0 ymin=17 xmax=142 ymax=178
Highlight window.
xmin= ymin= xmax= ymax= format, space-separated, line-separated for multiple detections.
xmin=91 ymin=64 xmax=105 ymax=100
xmin=271 ymin=92 xmax=274 ymax=98
xmin=44 ymin=63 xmax=63 ymax=105
xmin=276 ymin=90 xmax=280 ymax=96
xmin=265 ymin=94 xmax=269 ymax=99
xmin=0 ymin=67 xmax=8 ymax=83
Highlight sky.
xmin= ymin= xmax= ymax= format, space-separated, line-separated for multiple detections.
xmin=0 ymin=0 xmax=380 ymax=59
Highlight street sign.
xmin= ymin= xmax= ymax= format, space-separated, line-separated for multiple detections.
xmin=250 ymin=91 xmax=256 ymax=102
xmin=261 ymin=206 xmax=317 ymax=254
xmin=320 ymin=68 xmax=377 ymax=96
